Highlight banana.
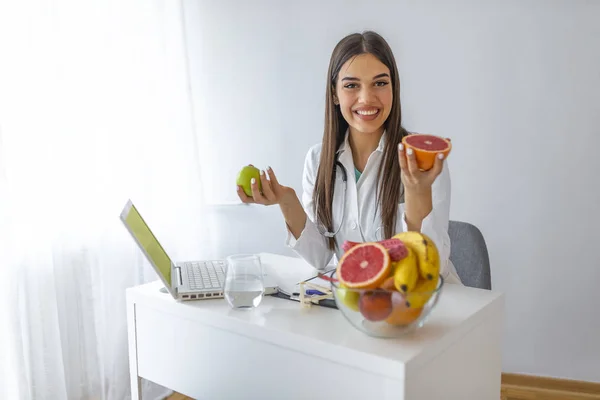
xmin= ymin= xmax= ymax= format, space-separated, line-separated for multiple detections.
xmin=393 ymin=231 xmax=440 ymax=281
xmin=393 ymin=247 xmax=419 ymax=293
xmin=405 ymin=277 xmax=439 ymax=308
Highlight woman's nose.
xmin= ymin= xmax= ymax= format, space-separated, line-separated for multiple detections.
xmin=358 ymin=87 xmax=376 ymax=103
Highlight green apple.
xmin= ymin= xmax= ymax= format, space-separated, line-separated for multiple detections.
xmin=236 ymin=165 xmax=261 ymax=197
xmin=335 ymin=284 xmax=360 ymax=312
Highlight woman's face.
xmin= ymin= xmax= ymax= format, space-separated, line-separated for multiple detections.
xmin=334 ymin=53 xmax=393 ymax=136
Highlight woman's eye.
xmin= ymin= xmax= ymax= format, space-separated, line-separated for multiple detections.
xmin=375 ymin=81 xmax=389 ymax=87
xmin=344 ymin=83 xmax=358 ymax=89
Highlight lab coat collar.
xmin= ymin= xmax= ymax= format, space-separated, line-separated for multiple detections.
xmin=336 ymin=129 xmax=388 ymax=155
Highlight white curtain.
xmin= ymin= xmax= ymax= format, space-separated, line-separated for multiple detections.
xmin=0 ymin=1 xmax=210 ymax=398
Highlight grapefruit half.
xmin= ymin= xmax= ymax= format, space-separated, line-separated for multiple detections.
xmin=402 ymin=134 xmax=452 ymax=171
xmin=336 ymin=242 xmax=391 ymax=289
xmin=343 ymin=239 xmax=408 ymax=261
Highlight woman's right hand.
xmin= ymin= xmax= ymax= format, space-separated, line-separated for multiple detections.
xmin=236 ymin=166 xmax=296 ymax=206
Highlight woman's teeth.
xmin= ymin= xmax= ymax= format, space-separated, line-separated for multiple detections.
xmin=356 ymin=109 xmax=379 ymax=115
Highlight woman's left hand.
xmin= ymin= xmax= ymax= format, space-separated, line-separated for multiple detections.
xmin=397 ymin=142 xmax=445 ymax=191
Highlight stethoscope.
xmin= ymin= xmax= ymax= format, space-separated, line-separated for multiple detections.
xmin=317 ymin=160 xmax=383 ymax=241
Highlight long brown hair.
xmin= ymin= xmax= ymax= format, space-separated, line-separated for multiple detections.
xmin=313 ymin=31 xmax=408 ymax=250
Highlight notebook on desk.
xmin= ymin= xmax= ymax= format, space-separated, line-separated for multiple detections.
xmin=272 ymin=288 xmax=338 ymax=309
xmin=264 ymin=260 xmax=337 ymax=309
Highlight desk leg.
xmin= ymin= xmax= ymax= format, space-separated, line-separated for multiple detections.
xmin=127 ymin=299 xmax=142 ymax=400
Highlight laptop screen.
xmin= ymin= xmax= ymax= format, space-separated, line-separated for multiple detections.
xmin=122 ymin=202 xmax=172 ymax=286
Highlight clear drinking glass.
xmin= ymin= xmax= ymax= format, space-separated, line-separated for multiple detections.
xmin=224 ymin=254 xmax=265 ymax=309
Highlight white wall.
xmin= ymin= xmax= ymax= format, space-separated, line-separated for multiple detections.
xmin=183 ymin=0 xmax=600 ymax=383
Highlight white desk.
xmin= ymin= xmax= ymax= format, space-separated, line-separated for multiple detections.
xmin=126 ymin=253 xmax=504 ymax=400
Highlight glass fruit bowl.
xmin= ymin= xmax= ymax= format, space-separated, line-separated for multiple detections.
xmin=329 ymin=271 xmax=444 ymax=338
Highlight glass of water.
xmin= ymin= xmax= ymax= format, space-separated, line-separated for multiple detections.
xmin=224 ymin=254 xmax=264 ymax=309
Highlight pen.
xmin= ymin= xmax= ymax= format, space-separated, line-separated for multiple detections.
xmin=295 ymin=268 xmax=337 ymax=286
xmin=291 ymin=290 xmax=326 ymax=296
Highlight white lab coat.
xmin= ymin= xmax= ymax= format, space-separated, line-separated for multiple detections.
xmin=286 ymin=131 xmax=463 ymax=285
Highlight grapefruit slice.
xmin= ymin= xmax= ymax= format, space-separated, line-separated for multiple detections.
xmin=402 ymin=134 xmax=452 ymax=171
xmin=378 ymin=238 xmax=409 ymax=261
xmin=336 ymin=242 xmax=391 ymax=289
xmin=342 ymin=240 xmax=361 ymax=253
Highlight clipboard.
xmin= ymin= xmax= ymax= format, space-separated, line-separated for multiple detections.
xmin=269 ymin=269 xmax=338 ymax=309
xmin=269 ymin=291 xmax=338 ymax=309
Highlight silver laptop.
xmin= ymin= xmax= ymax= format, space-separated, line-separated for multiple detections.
xmin=119 ymin=199 xmax=278 ymax=301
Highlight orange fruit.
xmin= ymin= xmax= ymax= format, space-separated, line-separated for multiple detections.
xmin=386 ymin=306 xmax=423 ymax=326
xmin=380 ymin=276 xmax=396 ymax=291
xmin=336 ymin=242 xmax=391 ymax=289
xmin=385 ymin=292 xmax=424 ymax=326
xmin=402 ymin=134 xmax=452 ymax=171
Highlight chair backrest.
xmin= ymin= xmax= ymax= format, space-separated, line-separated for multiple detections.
xmin=448 ymin=220 xmax=491 ymax=290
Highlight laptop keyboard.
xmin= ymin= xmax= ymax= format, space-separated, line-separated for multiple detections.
xmin=185 ymin=261 xmax=226 ymax=290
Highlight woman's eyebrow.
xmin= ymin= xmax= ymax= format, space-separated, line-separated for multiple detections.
xmin=372 ymin=73 xmax=390 ymax=79
xmin=341 ymin=73 xmax=390 ymax=82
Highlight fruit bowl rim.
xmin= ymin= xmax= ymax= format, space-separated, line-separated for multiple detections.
xmin=326 ymin=270 xmax=445 ymax=295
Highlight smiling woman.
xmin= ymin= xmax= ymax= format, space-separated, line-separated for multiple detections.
xmin=235 ymin=30 xmax=461 ymax=285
